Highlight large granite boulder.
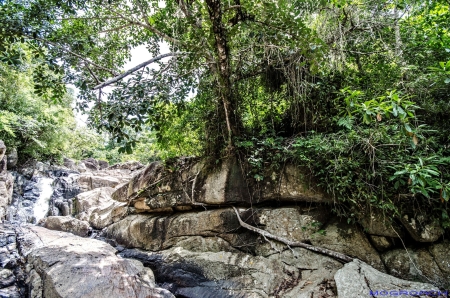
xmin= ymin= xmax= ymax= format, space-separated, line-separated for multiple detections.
xmin=335 ymin=259 xmax=445 ymax=298
xmin=112 ymin=158 xmax=330 ymax=212
xmin=74 ymin=187 xmax=127 ymax=229
xmin=309 ymin=217 xmax=385 ymax=271
xmin=400 ymin=214 xmax=444 ymax=242
xmin=359 ymin=210 xmax=403 ymax=238
xmin=382 ymin=247 xmax=449 ymax=288
xmin=42 ymin=216 xmax=90 ymax=237
xmin=18 ymin=226 xmax=174 ymax=298
xmin=105 ymin=208 xmax=256 ymax=251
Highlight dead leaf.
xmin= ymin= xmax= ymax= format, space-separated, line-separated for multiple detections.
xmin=376 ymin=113 xmax=382 ymax=121
xmin=412 ymin=134 xmax=419 ymax=145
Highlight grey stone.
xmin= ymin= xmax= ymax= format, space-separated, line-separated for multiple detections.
xmin=105 ymin=208 xmax=254 ymax=251
xmin=74 ymin=187 xmax=127 ymax=229
xmin=335 ymin=259 xmax=444 ymax=298
xmin=42 ymin=216 xmax=90 ymax=237
xmin=309 ymin=217 xmax=385 ymax=271
xmin=382 ymin=248 xmax=448 ymax=287
xmin=369 ymin=235 xmax=392 ymax=252
xmin=19 ymin=226 xmax=174 ymax=298
xmin=112 ymin=158 xmax=330 ymax=212
xmin=359 ymin=210 xmax=403 ymax=238
xmin=400 ymin=214 xmax=444 ymax=242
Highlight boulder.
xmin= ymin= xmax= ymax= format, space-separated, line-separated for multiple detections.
xmin=400 ymin=214 xmax=444 ymax=242
xmin=359 ymin=210 xmax=403 ymax=238
xmin=335 ymin=259 xmax=445 ymax=298
xmin=74 ymin=187 xmax=127 ymax=229
xmin=63 ymin=157 xmax=77 ymax=170
xmin=107 ymin=161 xmax=144 ymax=171
xmin=42 ymin=216 xmax=90 ymax=237
xmin=309 ymin=217 xmax=385 ymax=271
xmin=77 ymin=169 xmax=134 ymax=192
xmin=258 ymin=164 xmax=330 ymax=203
xmin=368 ymin=235 xmax=392 ymax=252
xmin=105 ymin=208 xmax=255 ymax=251
xmin=382 ymin=248 xmax=448 ymax=287
xmin=428 ymin=240 xmax=450 ymax=287
xmin=18 ymin=226 xmax=174 ymax=298
xmin=252 ymin=206 xmax=330 ymax=256
xmin=112 ymin=158 xmax=330 ymax=211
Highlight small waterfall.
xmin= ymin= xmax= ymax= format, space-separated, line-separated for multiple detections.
xmin=33 ymin=177 xmax=54 ymax=222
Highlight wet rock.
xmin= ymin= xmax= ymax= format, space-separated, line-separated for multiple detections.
xmin=74 ymin=187 xmax=127 ymax=229
xmin=42 ymin=216 xmax=90 ymax=237
xmin=382 ymin=248 xmax=448 ymax=287
xmin=400 ymin=214 xmax=444 ymax=242
xmin=0 ymin=224 xmax=26 ymax=298
xmin=335 ymin=259 xmax=444 ymax=298
xmin=309 ymin=217 xmax=385 ymax=271
xmin=19 ymin=226 xmax=174 ymax=298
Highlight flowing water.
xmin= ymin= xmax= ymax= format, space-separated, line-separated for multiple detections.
xmin=33 ymin=177 xmax=54 ymax=222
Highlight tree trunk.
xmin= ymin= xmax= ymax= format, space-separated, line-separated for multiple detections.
xmin=205 ymin=0 xmax=240 ymax=152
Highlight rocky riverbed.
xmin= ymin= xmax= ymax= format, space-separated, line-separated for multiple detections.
xmin=0 ymin=140 xmax=449 ymax=298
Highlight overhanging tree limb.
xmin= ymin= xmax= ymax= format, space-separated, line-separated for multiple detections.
xmin=232 ymin=206 xmax=354 ymax=263
xmin=93 ymin=52 xmax=184 ymax=90
xmin=22 ymin=34 xmax=119 ymax=76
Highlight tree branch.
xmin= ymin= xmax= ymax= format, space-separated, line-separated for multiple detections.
xmin=23 ymin=35 xmax=118 ymax=76
xmin=232 ymin=206 xmax=354 ymax=263
xmin=93 ymin=52 xmax=183 ymax=90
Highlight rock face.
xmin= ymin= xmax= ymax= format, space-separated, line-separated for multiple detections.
xmin=105 ymin=208 xmax=256 ymax=251
xmin=400 ymin=214 xmax=444 ymax=242
xmin=112 ymin=158 xmax=330 ymax=212
xmin=0 ymin=141 xmax=14 ymax=221
xmin=19 ymin=226 xmax=174 ymax=298
xmin=382 ymin=246 xmax=450 ymax=288
xmin=309 ymin=217 xmax=385 ymax=271
xmin=74 ymin=187 xmax=127 ymax=229
xmin=335 ymin=259 xmax=446 ymax=298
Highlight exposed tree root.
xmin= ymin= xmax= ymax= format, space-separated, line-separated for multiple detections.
xmin=232 ymin=206 xmax=354 ymax=263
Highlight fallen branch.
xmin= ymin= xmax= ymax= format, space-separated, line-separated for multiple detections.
xmin=232 ymin=206 xmax=354 ymax=263
xmin=93 ymin=52 xmax=184 ymax=90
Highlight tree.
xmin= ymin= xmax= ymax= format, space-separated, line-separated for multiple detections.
xmin=1 ymin=0 xmax=325 ymax=155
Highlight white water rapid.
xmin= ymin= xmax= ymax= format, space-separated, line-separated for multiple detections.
xmin=33 ymin=177 xmax=54 ymax=223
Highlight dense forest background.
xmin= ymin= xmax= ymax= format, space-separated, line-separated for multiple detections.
xmin=1 ymin=0 xmax=449 ymax=227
